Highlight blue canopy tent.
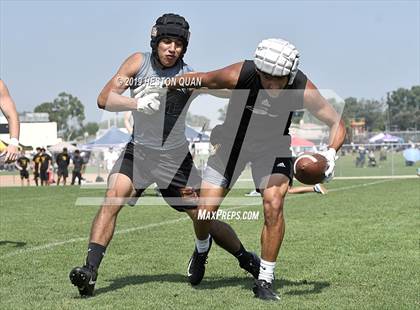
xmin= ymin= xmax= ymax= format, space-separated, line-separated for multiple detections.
xmin=78 ymin=127 xmax=131 ymax=182
xmin=185 ymin=126 xmax=209 ymax=142
xmin=80 ymin=127 xmax=131 ymax=150
xmin=369 ymin=133 xmax=404 ymax=143
xmin=80 ymin=126 xmax=209 ymax=150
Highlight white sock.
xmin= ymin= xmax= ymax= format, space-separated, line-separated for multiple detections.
xmin=258 ymin=259 xmax=276 ymax=283
xmin=195 ymin=235 xmax=210 ymax=253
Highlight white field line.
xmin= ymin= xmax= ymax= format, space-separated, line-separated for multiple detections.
xmin=39 ymin=175 xmax=417 ymax=189
xmin=235 ymin=175 xmax=417 ymax=181
xmin=0 ymin=179 xmax=393 ymax=259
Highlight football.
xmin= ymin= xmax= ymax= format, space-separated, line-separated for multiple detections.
xmin=293 ymin=153 xmax=328 ymax=185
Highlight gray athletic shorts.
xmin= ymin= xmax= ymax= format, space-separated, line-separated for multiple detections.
xmin=203 ymin=143 xmax=293 ymax=190
xmin=109 ymin=142 xmax=201 ymax=211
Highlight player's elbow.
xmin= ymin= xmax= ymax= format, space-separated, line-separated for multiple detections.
xmin=97 ymin=94 xmax=106 ymax=110
xmin=338 ymin=119 xmax=346 ymax=136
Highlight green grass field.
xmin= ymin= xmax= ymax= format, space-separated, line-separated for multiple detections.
xmin=334 ymin=152 xmax=420 ymax=177
xmin=0 ymin=179 xmax=419 ymax=309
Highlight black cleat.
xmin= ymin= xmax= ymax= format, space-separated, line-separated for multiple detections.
xmin=187 ymin=237 xmax=212 ymax=285
xmin=253 ymin=279 xmax=280 ymax=301
xmin=69 ymin=265 xmax=97 ymax=297
xmin=239 ymin=252 xmax=260 ymax=279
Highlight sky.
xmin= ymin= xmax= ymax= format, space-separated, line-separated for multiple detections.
xmin=1 ymin=0 xmax=419 ymax=126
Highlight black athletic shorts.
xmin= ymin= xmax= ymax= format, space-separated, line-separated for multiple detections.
xmin=204 ymin=142 xmax=293 ymax=190
xmin=40 ymin=169 xmax=48 ymax=181
xmin=20 ymin=170 xmax=29 ymax=179
xmin=109 ymin=142 xmax=201 ymax=212
xmin=57 ymin=167 xmax=68 ymax=178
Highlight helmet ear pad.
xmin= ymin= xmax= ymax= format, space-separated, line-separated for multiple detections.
xmin=288 ymin=55 xmax=299 ymax=85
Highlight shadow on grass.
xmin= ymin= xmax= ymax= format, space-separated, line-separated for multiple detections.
xmin=94 ymin=273 xmax=330 ymax=296
xmin=278 ymin=278 xmax=330 ymax=295
xmin=0 ymin=240 xmax=27 ymax=248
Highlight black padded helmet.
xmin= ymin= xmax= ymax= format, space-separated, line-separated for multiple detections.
xmin=150 ymin=13 xmax=190 ymax=60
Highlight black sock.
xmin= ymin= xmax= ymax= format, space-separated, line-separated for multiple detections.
xmin=86 ymin=242 xmax=106 ymax=270
xmin=234 ymin=243 xmax=249 ymax=265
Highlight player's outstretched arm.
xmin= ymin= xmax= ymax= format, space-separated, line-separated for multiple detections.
xmin=0 ymin=80 xmax=20 ymax=162
xmin=303 ymin=80 xmax=346 ymax=182
xmin=303 ymin=80 xmax=346 ymax=151
xmin=169 ymin=62 xmax=244 ymax=90
xmin=97 ymin=53 xmax=143 ymax=112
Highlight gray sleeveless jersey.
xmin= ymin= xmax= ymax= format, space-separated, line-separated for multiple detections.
xmin=130 ymin=52 xmax=193 ymax=150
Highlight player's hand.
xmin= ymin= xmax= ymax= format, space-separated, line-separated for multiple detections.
xmin=132 ymin=82 xmax=167 ymax=99
xmin=136 ymin=93 xmax=161 ymax=114
xmin=1 ymin=145 xmax=19 ymax=163
xmin=132 ymin=83 xmax=167 ymax=115
xmin=318 ymin=148 xmax=337 ymax=182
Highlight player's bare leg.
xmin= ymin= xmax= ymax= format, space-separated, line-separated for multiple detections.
xmin=89 ymin=173 xmax=133 ymax=245
xmin=184 ymin=183 xmax=260 ymax=285
xmin=70 ymin=173 xmax=133 ymax=297
xmin=193 ymin=181 xmax=225 ymax=240
xmin=253 ymin=174 xmax=289 ymax=301
xmin=260 ymin=174 xmax=289 ymax=262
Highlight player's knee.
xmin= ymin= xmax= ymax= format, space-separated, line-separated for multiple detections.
xmin=106 ymin=188 xmax=118 ymax=198
xmin=263 ymin=193 xmax=284 ymax=211
xmin=102 ymin=188 xmax=125 ymax=209
xmin=263 ymin=195 xmax=285 ymax=225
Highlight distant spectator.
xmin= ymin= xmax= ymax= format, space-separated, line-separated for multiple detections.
xmin=356 ymin=146 xmax=366 ymax=168
xmin=15 ymin=150 xmax=30 ymax=186
xmin=368 ymin=150 xmax=377 ymax=167
xmin=190 ymin=142 xmax=196 ymax=160
xmin=104 ymin=147 xmax=118 ymax=172
xmin=32 ymin=147 xmax=42 ymax=186
xmin=379 ymin=147 xmax=387 ymax=161
xmin=39 ymin=148 xmax=52 ymax=186
xmin=71 ymin=150 xmax=85 ymax=185
xmin=56 ymin=148 xmax=70 ymax=186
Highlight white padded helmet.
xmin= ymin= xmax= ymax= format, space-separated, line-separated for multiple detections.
xmin=254 ymin=38 xmax=300 ymax=85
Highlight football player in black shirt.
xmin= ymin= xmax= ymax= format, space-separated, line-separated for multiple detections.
xmin=163 ymin=38 xmax=346 ymax=300
xmin=15 ymin=150 xmax=30 ymax=186
xmin=71 ymin=149 xmax=84 ymax=185
xmin=56 ymin=148 xmax=70 ymax=186
xmin=69 ymin=14 xmax=260 ymax=298
xmin=32 ymin=147 xmax=42 ymax=186
xmin=39 ymin=148 xmax=52 ymax=186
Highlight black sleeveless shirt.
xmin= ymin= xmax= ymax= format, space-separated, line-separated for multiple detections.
xmin=217 ymin=60 xmax=308 ymax=155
